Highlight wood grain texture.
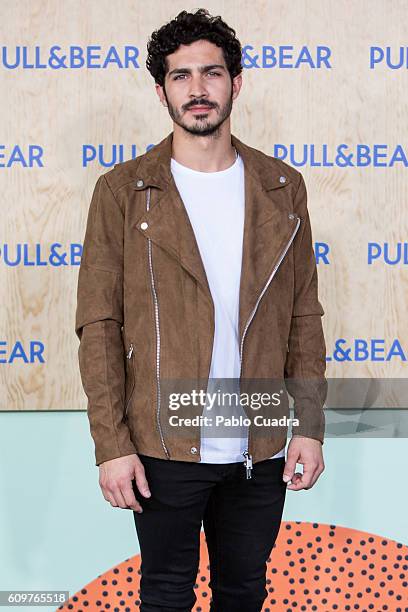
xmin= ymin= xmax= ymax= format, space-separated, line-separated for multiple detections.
xmin=0 ymin=1 xmax=406 ymax=410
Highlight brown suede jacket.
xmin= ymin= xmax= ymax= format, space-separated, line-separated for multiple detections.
xmin=75 ymin=131 xmax=327 ymax=468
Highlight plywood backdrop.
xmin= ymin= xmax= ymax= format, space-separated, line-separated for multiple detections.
xmin=1 ymin=1 xmax=407 ymax=411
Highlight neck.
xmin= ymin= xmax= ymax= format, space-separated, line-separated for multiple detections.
xmin=171 ymin=123 xmax=237 ymax=172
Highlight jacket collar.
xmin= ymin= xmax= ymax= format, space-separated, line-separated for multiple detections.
xmin=132 ymin=131 xmax=292 ymax=192
xmin=131 ymin=131 xmax=299 ymax=345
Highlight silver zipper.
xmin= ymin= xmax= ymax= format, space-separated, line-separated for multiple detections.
xmin=240 ymin=214 xmax=301 ymax=478
xmin=146 ymin=187 xmax=170 ymax=459
xmin=127 ymin=343 xmax=134 ymax=359
xmin=243 ymin=450 xmax=253 ymax=479
xmin=124 ymin=342 xmax=135 ymax=421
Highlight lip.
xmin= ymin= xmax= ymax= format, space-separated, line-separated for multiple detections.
xmin=188 ymin=106 xmax=213 ymax=112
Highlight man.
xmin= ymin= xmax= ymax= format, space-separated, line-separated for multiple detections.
xmin=75 ymin=8 xmax=327 ymax=612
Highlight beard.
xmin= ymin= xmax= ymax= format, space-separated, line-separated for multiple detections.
xmin=163 ymin=87 xmax=233 ymax=137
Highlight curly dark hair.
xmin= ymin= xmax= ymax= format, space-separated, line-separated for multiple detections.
xmin=146 ymin=8 xmax=242 ymax=87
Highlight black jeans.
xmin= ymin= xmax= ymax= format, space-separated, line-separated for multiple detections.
xmin=131 ymin=453 xmax=287 ymax=612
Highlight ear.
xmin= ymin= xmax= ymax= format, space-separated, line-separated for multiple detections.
xmin=231 ymin=73 xmax=243 ymax=101
xmin=155 ymin=83 xmax=168 ymax=107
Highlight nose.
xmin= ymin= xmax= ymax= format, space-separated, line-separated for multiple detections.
xmin=188 ymin=73 xmax=209 ymax=101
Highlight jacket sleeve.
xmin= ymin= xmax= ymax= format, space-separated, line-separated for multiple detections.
xmin=284 ymin=172 xmax=327 ymax=444
xmin=75 ymin=174 xmax=138 ymax=466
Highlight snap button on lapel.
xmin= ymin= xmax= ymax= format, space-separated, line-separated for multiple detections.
xmin=279 ymin=176 xmax=286 ymax=183
xmin=140 ymin=221 xmax=149 ymax=230
xmin=190 ymin=446 xmax=198 ymax=454
xmin=288 ymin=213 xmax=295 ymax=220
xmin=136 ymin=179 xmax=144 ymax=187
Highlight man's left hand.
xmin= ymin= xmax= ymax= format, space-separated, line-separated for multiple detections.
xmin=282 ymin=435 xmax=325 ymax=490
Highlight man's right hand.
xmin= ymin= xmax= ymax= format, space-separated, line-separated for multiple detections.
xmin=99 ymin=453 xmax=151 ymax=513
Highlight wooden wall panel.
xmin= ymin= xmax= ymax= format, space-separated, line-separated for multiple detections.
xmin=0 ymin=1 xmax=406 ymax=410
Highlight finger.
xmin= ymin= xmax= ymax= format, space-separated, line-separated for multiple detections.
xmin=122 ymin=481 xmax=143 ymax=512
xmin=99 ymin=478 xmax=119 ymax=505
xmin=286 ymin=471 xmax=303 ymax=489
xmin=282 ymin=455 xmax=298 ymax=482
xmin=309 ymin=463 xmax=325 ymax=487
xmin=99 ymin=483 xmax=111 ymax=503
xmin=287 ymin=464 xmax=317 ymax=490
xmin=103 ymin=487 xmax=119 ymax=506
xmin=110 ymin=483 xmax=129 ymax=509
xmin=134 ymin=467 xmax=151 ymax=498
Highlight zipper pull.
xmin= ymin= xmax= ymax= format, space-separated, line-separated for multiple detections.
xmin=127 ymin=343 xmax=134 ymax=359
xmin=243 ymin=450 xmax=253 ymax=480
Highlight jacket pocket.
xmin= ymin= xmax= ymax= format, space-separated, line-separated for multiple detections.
xmin=124 ymin=342 xmax=136 ymax=422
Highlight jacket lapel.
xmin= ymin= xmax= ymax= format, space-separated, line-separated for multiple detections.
xmin=133 ymin=133 xmax=213 ymax=305
xmin=132 ymin=131 xmax=295 ymax=342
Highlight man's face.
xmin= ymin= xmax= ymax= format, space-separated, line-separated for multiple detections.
xmin=156 ymin=39 xmax=242 ymax=137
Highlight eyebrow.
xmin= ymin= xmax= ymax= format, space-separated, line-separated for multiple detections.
xmin=167 ymin=64 xmax=226 ymax=78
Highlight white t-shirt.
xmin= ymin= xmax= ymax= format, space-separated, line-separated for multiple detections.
xmin=170 ymin=151 xmax=286 ymax=463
